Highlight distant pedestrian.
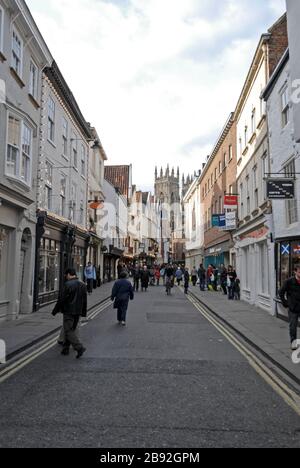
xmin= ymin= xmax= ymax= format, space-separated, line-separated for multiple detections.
xmin=279 ymin=265 xmax=300 ymax=351
xmin=191 ymin=267 xmax=198 ymax=287
xmin=233 ymin=278 xmax=241 ymax=301
xmin=140 ymin=266 xmax=150 ymax=292
xmin=198 ymin=264 xmax=206 ymax=291
xmin=133 ymin=264 xmax=141 ymax=292
xmin=84 ymin=262 xmax=96 ymax=295
xmin=184 ymin=269 xmax=190 ymax=294
xmin=155 ymin=268 xmax=161 ymax=286
xmin=220 ymin=264 xmax=228 ymax=295
xmin=52 ymin=269 xmax=87 ymax=359
xmin=160 ymin=266 xmax=166 ymax=285
xmin=176 ymin=267 xmax=183 ymax=286
xmin=227 ymin=266 xmax=237 ymax=300
xmin=111 ymin=271 xmax=134 ymax=326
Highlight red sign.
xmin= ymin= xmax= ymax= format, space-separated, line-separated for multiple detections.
xmin=224 ymin=196 xmax=238 ymax=209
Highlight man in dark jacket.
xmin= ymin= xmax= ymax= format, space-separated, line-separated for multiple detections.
xmin=279 ymin=265 xmax=300 ymax=350
xmin=52 ymin=269 xmax=87 ymax=358
xmin=140 ymin=266 xmax=150 ymax=292
xmin=111 ymin=271 xmax=134 ymax=326
xmin=198 ymin=264 xmax=206 ymax=291
xmin=133 ymin=264 xmax=141 ymax=292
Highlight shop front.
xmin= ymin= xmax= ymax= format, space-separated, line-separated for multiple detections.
xmin=204 ymin=241 xmax=231 ymax=269
xmin=34 ymin=212 xmax=89 ymax=310
xmin=276 ymin=239 xmax=300 ymax=291
xmin=103 ymin=246 xmax=124 ymax=282
xmin=275 ymin=238 xmax=300 ymax=319
xmin=0 ymin=199 xmax=36 ymax=320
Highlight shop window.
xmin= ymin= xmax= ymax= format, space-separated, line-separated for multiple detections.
xmin=72 ymin=246 xmax=85 ymax=280
xmin=291 ymin=242 xmax=300 ymax=274
xmin=259 ymin=242 xmax=269 ymax=295
xmin=39 ymin=239 xmax=60 ymax=295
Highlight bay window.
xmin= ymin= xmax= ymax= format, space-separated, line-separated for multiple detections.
xmin=6 ymin=114 xmax=32 ymax=185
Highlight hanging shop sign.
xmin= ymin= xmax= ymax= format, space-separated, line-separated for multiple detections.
xmin=224 ymin=195 xmax=238 ymax=210
xmin=212 ymin=214 xmax=236 ymax=231
xmin=267 ymin=179 xmax=295 ymax=199
xmin=225 ymin=212 xmax=237 ymax=230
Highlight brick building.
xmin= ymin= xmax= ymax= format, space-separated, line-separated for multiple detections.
xmin=234 ymin=14 xmax=288 ymax=314
xmin=200 ymin=113 xmax=237 ymax=269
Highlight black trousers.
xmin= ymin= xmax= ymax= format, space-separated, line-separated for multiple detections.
xmin=87 ymin=279 xmax=93 ymax=294
xmin=117 ymin=300 xmax=129 ymax=322
xmin=134 ymin=278 xmax=140 ymax=291
xmin=63 ymin=315 xmax=83 ymax=351
xmin=289 ymin=310 xmax=300 ymax=343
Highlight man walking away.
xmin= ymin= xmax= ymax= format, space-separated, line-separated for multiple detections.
xmin=198 ymin=264 xmax=206 ymax=291
xmin=52 ymin=269 xmax=87 ymax=359
xmin=191 ymin=267 xmax=198 ymax=287
xmin=85 ymin=262 xmax=96 ymax=295
xmin=111 ymin=271 xmax=134 ymax=326
xmin=133 ymin=264 xmax=141 ymax=292
xmin=227 ymin=266 xmax=237 ymax=300
xmin=155 ymin=268 xmax=161 ymax=286
xmin=279 ymin=265 xmax=300 ymax=351
xmin=184 ymin=268 xmax=190 ymax=294
xmin=140 ymin=266 xmax=150 ymax=292
xmin=176 ymin=267 xmax=183 ymax=286
xmin=220 ymin=264 xmax=228 ymax=295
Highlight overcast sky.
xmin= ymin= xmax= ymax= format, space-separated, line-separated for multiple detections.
xmin=27 ymin=0 xmax=286 ymax=190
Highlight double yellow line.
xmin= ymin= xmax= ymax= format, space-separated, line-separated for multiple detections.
xmin=188 ymin=294 xmax=300 ymax=417
xmin=0 ymin=299 xmax=112 ymax=384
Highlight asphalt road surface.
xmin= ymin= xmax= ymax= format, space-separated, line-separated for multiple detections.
xmin=1 ymin=285 xmax=300 ymax=448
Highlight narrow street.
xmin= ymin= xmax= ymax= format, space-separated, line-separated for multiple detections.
xmin=0 ymin=285 xmax=300 ymax=448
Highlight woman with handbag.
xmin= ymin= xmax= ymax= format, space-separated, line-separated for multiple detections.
xmin=111 ymin=271 xmax=134 ymax=326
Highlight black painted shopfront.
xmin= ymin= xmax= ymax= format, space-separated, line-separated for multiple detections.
xmin=33 ymin=212 xmax=90 ymax=310
xmin=276 ymin=238 xmax=300 ymax=294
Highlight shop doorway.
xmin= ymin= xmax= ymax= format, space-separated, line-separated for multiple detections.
xmin=19 ymin=229 xmax=32 ymax=314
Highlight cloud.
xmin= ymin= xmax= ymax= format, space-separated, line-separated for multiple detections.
xmin=27 ymin=0 xmax=286 ymax=190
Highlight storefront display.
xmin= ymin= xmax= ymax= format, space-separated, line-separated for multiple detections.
xmin=38 ymin=238 xmax=61 ymax=296
xmin=72 ymin=245 xmax=85 ymax=281
xmin=276 ymin=239 xmax=300 ymax=292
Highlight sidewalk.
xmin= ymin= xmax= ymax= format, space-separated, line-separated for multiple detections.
xmin=189 ymin=285 xmax=300 ymax=381
xmin=0 ymin=282 xmax=112 ymax=360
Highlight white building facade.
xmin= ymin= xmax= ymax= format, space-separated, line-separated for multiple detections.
xmin=34 ymin=62 xmax=93 ymax=309
xmin=234 ymin=16 xmax=288 ymax=314
xmin=0 ymin=0 xmax=52 ymax=320
xmin=183 ymin=176 xmax=204 ymax=271
xmin=263 ymin=49 xmax=300 ymax=319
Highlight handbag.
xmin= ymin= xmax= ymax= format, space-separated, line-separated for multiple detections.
xmin=113 ymin=298 xmax=120 ymax=309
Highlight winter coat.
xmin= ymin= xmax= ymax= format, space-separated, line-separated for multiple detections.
xmin=111 ymin=279 xmax=134 ymax=309
xmin=140 ymin=270 xmax=150 ymax=287
xmin=279 ymin=277 xmax=300 ymax=314
xmin=52 ymin=279 xmax=87 ymax=317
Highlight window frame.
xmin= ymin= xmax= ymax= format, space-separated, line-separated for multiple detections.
xmin=11 ymin=27 xmax=23 ymax=78
xmin=281 ymin=84 xmax=290 ymax=128
xmin=72 ymin=132 xmax=78 ymax=169
xmin=62 ymin=117 xmax=68 ymax=158
xmin=284 ymin=159 xmax=298 ymax=226
xmin=6 ymin=112 xmax=33 ymax=186
xmin=29 ymin=59 xmax=39 ymax=100
xmin=0 ymin=6 xmax=4 ymax=54
xmin=81 ymin=144 xmax=86 ymax=177
xmin=47 ymin=96 xmax=55 ymax=143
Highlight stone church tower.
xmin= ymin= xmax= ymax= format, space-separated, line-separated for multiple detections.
xmin=154 ymin=165 xmax=180 ymax=204
xmin=154 ymin=166 xmax=184 ymax=263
